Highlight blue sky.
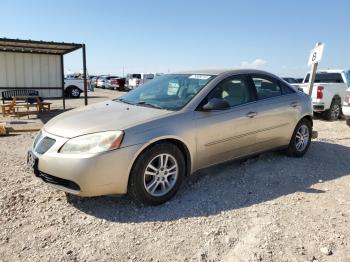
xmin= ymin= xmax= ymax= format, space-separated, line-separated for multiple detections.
xmin=1 ymin=0 xmax=349 ymax=77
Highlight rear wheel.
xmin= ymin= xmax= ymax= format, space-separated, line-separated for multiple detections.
xmin=323 ymin=98 xmax=341 ymax=121
xmin=286 ymin=119 xmax=312 ymax=157
xmin=128 ymin=143 xmax=185 ymax=205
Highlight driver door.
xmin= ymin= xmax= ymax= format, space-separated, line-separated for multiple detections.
xmin=194 ymin=75 xmax=259 ymax=168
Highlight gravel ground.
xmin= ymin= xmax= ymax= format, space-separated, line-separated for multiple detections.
xmin=1 ymin=89 xmax=350 ymax=262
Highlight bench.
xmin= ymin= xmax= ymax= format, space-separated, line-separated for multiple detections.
xmin=1 ymin=94 xmax=51 ymax=118
xmin=1 ymin=89 xmax=39 ymax=104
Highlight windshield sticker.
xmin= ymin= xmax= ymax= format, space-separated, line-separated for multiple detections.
xmin=189 ymin=75 xmax=211 ymax=80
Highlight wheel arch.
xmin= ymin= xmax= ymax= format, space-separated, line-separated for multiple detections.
xmin=65 ymin=85 xmax=83 ymax=92
xmin=129 ymin=137 xmax=192 ymax=179
xmin=333 ymin=94 xmax=341 ymax=102
xmin=301 ymin=114 xmax=313 ymax=127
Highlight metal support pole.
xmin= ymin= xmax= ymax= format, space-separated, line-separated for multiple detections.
xmin=307 ymin=42 xmax=322 ymax=96
xmin=82 ymin=44 xmax=88 ymax=106
xmin=60 ymin=55 xmax=66 ymax=110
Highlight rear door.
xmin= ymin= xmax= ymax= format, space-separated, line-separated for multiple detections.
xmin=194 ymin=75 xmax=258 ymax=168
xmin=248 ymin=74 xmax=299 ymax=151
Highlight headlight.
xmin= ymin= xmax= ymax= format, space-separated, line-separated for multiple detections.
xmin=60 ymin=131 xmax=124 ymax=154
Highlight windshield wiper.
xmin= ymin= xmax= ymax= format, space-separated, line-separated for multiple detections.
xmin=136 ymin=101 xmax=163 ymax=109
xmin=114 ymin=98 xmax=134 ymax=105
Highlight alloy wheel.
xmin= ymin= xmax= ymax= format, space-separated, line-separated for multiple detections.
xmin=143 ymin=153 xmax=178 ymax=197
xmin=295 ymin=124 xmax=310 ymax=152
xmin=71 ymin=88 xmax=80 ymax=97
xmin=330 ymin=104 xmax=340 ymax=119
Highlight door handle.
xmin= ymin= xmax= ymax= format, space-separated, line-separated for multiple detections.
xmin=246 ymin=112 xmax=258 ymax=118
xmin=290 ymin=101 xmax=299 ymax=107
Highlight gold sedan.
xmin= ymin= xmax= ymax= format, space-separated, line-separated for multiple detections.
xmin=28 ymin=69 xmax=314 ymax=205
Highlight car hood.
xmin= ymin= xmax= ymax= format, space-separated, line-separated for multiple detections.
xmin=44 ymin=101 xmax=172 ymax=138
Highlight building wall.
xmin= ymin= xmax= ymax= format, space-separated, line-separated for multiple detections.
xmin=0 ymin=52 xmax=62 ymax=98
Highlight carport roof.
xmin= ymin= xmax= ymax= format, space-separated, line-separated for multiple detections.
xmin=0 ymin=38 xmax=83 ymax=55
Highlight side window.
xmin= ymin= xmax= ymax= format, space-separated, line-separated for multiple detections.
xmin=279 ymin=81 xmax=296 ymax=95
xmin=251 ymin=76 xmax=281 ymax=99
xmin=207 ymin=76 xmax=252 ymax=107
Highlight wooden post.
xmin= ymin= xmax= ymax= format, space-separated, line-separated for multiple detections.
xmin=307 ymin=42 xmax=322 ymax=96
xmin=60 ymin=55 xmax=66 ymax=110
xmin=82 ymin=44 xmax=88 ymax=106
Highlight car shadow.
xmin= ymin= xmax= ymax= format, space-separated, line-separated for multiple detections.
xmin=313 ymin=112 xmax=346 ymax=122
xmin=67 ymin=141 xmax=350 ymax=223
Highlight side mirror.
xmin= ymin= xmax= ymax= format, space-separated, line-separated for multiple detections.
xmin=201 ymin=98 xmax=230 ymax=111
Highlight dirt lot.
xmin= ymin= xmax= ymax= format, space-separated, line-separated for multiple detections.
xmin=0 ymin=89 xmax=350 ymax=262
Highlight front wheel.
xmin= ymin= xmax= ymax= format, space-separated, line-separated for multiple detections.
xmin=286 ymin=119 xmax=312 ymax=157
xmin=67 ymin=86 xmax=81 ymax=98
xmin=128 ymin=143 xmax=185 ymax=205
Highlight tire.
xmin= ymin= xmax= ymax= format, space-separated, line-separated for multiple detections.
xmin=346 ymin=118 xmax=350 ymax=127
xmin=128 ymin=142 xmax=185 ymax=206
xmin=323 ymin=98 xmax=341 ymax=121
xmin=286 ymin=118 xmax=312 ymax=157
xmin=66 ymin=86 xmax=81 ymax=98
xmin=70 ymin=87 xmax=81 ymax=98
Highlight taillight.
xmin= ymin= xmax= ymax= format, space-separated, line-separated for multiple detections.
xmin=316 ymin=86 xmax=324 ymax=99
xmin=345 ymin=94 xmax=350 ymax=104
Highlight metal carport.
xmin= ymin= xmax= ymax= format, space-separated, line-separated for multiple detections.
xmin=0 ymin=38 xmax=88 ymax=109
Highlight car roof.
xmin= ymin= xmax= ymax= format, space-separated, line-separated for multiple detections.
xmin=171 ymin=69 xmax=276 ymax=76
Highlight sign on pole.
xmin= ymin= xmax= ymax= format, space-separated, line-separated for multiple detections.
xmin=307 ymin=42 xmax=324 ymax=95
xmin=308 ymin=43 xmax=325 ymax=67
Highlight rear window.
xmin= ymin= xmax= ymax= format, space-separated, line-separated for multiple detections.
xmin=132 ymin=74 xmax=141 ymax=79
xmin=304 ymin=73 xmax=344 ymax=83
xmin=283 ymin=78 xmax=298 ymax=84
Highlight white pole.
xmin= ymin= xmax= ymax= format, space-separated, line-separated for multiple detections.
xmin=307 ymin=42 xmax=322 ymax=96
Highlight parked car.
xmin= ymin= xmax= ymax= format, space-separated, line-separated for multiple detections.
xmin=343 ymin=86 xmax=350 ymax=127
xmin=28 ymin=69 xmax=314 ymax=205
xmin=282 ymin=77 xmax=299 ymax=84
xmin=126 ymin=73 xmax=157 ymax=89
xmin=105 ymin=77 xmax=126 ymax=90
xmin=295 ymin=70 xmax=350 ymax=121
xmin=95 ymin=75 xmax=117 ymax=89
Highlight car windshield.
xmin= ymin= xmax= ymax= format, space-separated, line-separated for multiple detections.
xmin=115 ymin=74 xmax=215 ymax=110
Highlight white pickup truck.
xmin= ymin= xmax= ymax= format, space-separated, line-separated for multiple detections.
xmin=294 ymin=70 xmax=350 ymax=121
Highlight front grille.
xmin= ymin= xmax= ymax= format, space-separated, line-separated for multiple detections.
xmin=35 ymin=137 xmax=56 ymax=154
xmin=37 ymin=172 xmax=80 ymax=191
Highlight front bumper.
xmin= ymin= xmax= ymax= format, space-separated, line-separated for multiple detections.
xmin=342 ymin=105 xmax=350 ymax=117
xmin=31 ymin=130 xmax=143 ymax=196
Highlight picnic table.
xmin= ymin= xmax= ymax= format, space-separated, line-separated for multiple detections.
xmin=1 ymin=95 xmax=51 ymax=118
